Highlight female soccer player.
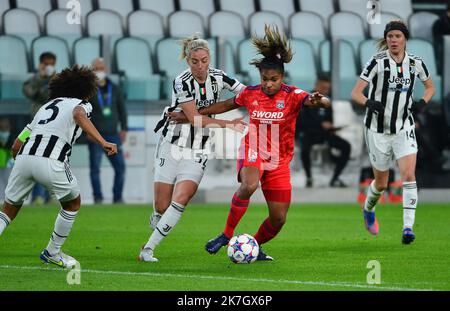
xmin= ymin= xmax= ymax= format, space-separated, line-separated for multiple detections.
xmin=139 ymin=34 xmax=245 ymax=262
xmin=0 ymin=66 xmax=117 ymax=268
xmin=172 ymin=25 xmax=330 ymax=260
xmin=351 ymin=20 xmax=435 ymax=244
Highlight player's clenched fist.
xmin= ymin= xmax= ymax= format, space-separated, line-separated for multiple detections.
xmin=103 ymin=142 xmax=118 ymax=156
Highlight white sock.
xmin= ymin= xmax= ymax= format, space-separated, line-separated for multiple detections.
xmin=0 ymin=211 xmax=11 ymax=236
xmin=364 ymin=180 xmax=384 ymax=212
xmin=403 ymin=181 xmax=418 ymax=229
xmin=144 ymin=202 xmax=185 ymax=251
xmin=46 ymin=209 xmax=78 ymax=256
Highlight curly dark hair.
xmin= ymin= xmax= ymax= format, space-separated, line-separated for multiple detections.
xmin=250 ymin=24 xmax=293 ymax=74
xmin=48 ymin=65 xmax=98 ymax=101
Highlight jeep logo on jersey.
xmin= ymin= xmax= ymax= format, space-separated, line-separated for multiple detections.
xmin=251 ymin=111 xmax=284 ymax=119
xmin=197 ymin=99 xmax=215 ymax=108
xmin=276 ymin=100 xmax=285 ymax=109
xmin=388 ymin=76 xmax=411 ymax=85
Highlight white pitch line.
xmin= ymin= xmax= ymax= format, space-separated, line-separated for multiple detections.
xmin=0 ymin=265 xmax=434 ymax=291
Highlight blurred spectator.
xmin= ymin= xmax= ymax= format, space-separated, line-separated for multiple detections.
xmin=88 ymin=58 xmax=127 ymax=204
xmin=296 ymin=75 xmax=351 ymax=187
xmin=432 ymin=1 xmax=450 ymax=70
xmin=23 ymin=52 xmax=56 ymax=204
xmin=0 ymin=118 xmax=13 ymax=200
xmin=23 ymin=52 xmax=56 ymax=116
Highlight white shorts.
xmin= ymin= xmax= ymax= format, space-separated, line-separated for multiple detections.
xmin=364 ymin=127 xmax=418 ymax=172
xmin=153 ymin=137 xmax=208 ymax=185
xmin=5 ymin=155 xmax=80 ymax=205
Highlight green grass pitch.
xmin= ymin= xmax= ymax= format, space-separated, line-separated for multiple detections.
xmin=0 ymin=202 xmax=449 ymax=291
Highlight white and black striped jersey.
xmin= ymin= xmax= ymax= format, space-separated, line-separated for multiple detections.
xmin=18 ymin=97 xmax=92 ymax=162
xmin=360 ymin=50 xmax=430 ymax=134
xmin=154 ymin=68 xmax=244 ymax=150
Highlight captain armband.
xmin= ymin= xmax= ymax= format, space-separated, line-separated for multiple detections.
xmin=18 ymin=126 xmax=31 ymax=142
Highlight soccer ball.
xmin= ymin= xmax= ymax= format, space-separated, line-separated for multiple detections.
xmin=227 ymin=234 xmax=259 ymax=264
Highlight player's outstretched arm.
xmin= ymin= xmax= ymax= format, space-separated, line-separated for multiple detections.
xmin=304 ymin=92 xmax=331 ymax=108
xmin=180 ymin=100 xmax=245 ymax=132
xmin=167 ymin=97 xmax=240 ymax=124
xmin=73 ymin=106 xmax=118 ymax=156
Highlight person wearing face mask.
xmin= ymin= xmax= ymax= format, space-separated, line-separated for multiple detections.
xmin=87 ymin=58 xmax=128 ymax=204
xmin=23 ymin=52 xmax=57 ymax=204
xmin=23 ymin=52 xmax=57 ymax=117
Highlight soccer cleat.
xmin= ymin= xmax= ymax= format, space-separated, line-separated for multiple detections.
xmin=150 ymin=212 xmax=162 ymax=230
xmin=257 ymin=248 xmax=274 ymax=261
xmin=138 ymin=247 xmax=158 ymax=262
xmin=205 ymin=233 xmax=230 ymax=254
xmin=402 ymin=228 xmax=415 ymax=245
xmin=363 ymin=209 xmax=379 ymax=235
xmin=40 ymin=249 xmax=78 ymax=269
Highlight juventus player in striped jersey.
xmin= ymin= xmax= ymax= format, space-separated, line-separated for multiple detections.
xmin=351 ymin=21 xmax=435 ymax=244
xmin=0 ymin=66 xmax=117 ymax=268
xmin=139 ymin=34 xmax=245 ymax=262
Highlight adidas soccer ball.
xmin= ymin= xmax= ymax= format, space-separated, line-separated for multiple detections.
xmin=227 ymin=234 xmax=259 ymax=264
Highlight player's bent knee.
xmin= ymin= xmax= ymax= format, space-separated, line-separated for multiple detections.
xmin=240 ymin=181 xmax=258 ymax=195
xmin=60 ymin=195 xmax=81 ymax=212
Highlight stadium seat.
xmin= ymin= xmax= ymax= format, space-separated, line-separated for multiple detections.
xmin=219 ymin=0 xmax=255 ymax=23
xmin=369 ymin=12 xmax=402 ymax=39
xmin=0 ymin=0 xmax=10 ymax=32
xmin=329 ymin=12 xmax=366 ymax=51
xmin=409 ymin=12 xmax=439 ymax=43
xmin=338 ymin=40 xmax=358 ymax=100
xmin=87 ymin=10 xmax=124 ymax=53
xmin=56 ymin=0 xmax=93 ymax=28
xmin=98 ymin=0 xmax=134 ymax=26
xmin=3 ymin=8 xmax=41 ymax=52
xmin=338 ymin=0 xmax=371 ymax=30
xmin=0 ymin=35 xmax=31 ymax=99
xmin=73 ymin=37 xmax=101 ymax=67
xmin=290 ymin=12 xmax=326 ymax=56
xmin=298 ymin=0 xmax=335 ymax=30
xmin=179 ymin=0 xmax=215 ymax=25
xmin=379 ymin=0 xmax=412 ymax=21
xmin=259 ymin=0 xmax=297 ymax=28
xmin=407 ymin=39 xmax=442 ymax=101
xmin=138 ymin=0 xmax=175 ymax=28
xmin=115 ymin=37 xmax=161 ymax=100
xmin=209 ymin=11 xmax=246 ymax=51
xmin=359 ymin=39 xmax=378 ymax=69
xmin=221 ymin=40 xmax=247 ymax=87
xmin=319 ymin=40 xmax=331 ymax=73
xmin=156 ymin=38 xmax=190 ymax=98
xmin=249 ymin=11 xmax=285 ymax=37
xmin=128 ymin=10 xmax=165 ymax=54
xmin=168 ymin=11 xmax=205 ymax=38
xmin=45 ymin=9 xmax=83 ymax=49
xmin=32 ymin=36 xmax=71 ymax=73
xmin=16 ymin=0 xmax=52 ymax=27
xmin=237 ymin=39 xmax=260 ymax=86
xmin=284 ymin=39 xmax=317 ymax=92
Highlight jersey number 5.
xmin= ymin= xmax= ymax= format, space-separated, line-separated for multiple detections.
xmin=38 ymin=99 xmax=62 ymax=124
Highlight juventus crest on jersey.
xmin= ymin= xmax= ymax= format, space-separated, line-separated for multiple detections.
xmin=18 ymin=98 xmax=93 ymax=162
xmin=154 ymin=68 xmax=243 ymax=150
xmin=360 ymin=50 xmax=430 ymax=134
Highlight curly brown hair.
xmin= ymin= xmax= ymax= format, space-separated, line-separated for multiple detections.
xmin=250 ymin=24 xmax=293 ymax=73
xmin=48 ymin=65 xmax=98 ymax=101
